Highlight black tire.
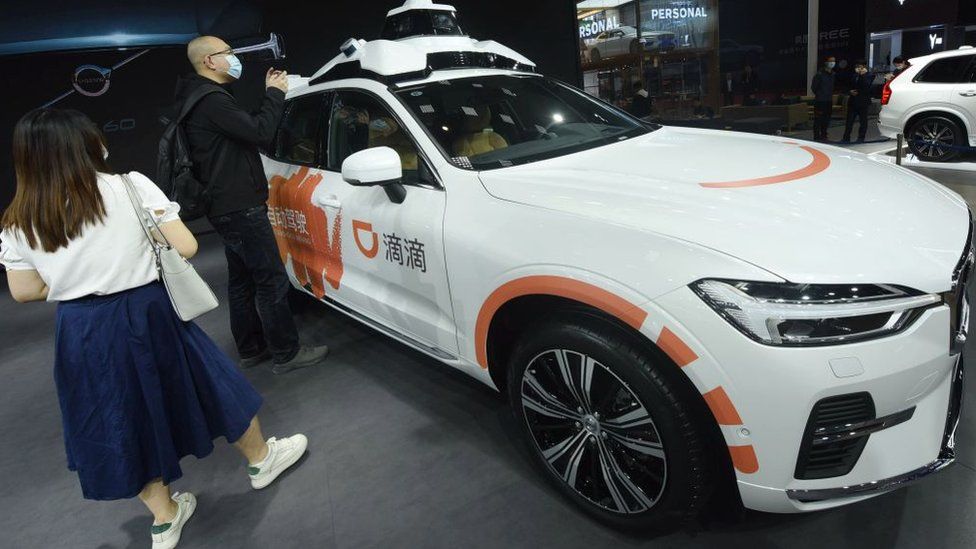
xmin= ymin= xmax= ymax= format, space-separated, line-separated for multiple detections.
xmin=589 ymin=48 xmax=601 ymax=63
xmin=507 ymin=313 xmax=712 ymax=532
xmin=907 ymin=115 xmax=965 ymax=162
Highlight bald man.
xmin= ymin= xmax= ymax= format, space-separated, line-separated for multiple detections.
xmin=175 ymin=35 xmax=329 ymax=374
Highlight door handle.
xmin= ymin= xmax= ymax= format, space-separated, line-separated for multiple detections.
xmin=315 ymin=194 xmax=342 ymax=209
xmin=960 ymin=91 xmax=976 ymax=97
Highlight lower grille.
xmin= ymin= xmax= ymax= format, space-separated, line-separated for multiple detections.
xmin=795 ymin=393 xmax=876 ymax=480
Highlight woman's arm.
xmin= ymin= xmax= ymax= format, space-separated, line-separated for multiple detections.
xmin=5 ymin=269 xmax=49 ymax=303
xmin=153 ymin=215 xmax=198 ymax=259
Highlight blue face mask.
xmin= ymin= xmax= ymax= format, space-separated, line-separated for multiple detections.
xmin=226 ymin=54 xmax=243 ymax=80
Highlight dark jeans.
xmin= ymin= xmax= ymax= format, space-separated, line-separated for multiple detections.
xmin=843 ymin=101 xmax=870 ymax=142
xmin=209 ymin=205 xmax=300 ymax=364
xmin=813 ymin=101 xmax=833 ymax=141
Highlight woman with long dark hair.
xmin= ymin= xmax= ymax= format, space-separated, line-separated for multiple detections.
xmin=0 ymin=108 xmax=309 ymax=549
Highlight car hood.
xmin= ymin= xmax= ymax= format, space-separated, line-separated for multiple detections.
xmin=478 ymin=126 xmax=971 ymax=293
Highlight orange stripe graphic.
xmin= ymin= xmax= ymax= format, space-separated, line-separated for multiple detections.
xmin=700 ymin=145 xmax=830 ymax=188
xmin=728 ymin=445 xmax=759 ymax=474
xmin=657 ymin=327 xmax=698 ymax=367
xmin=702 ymin=387 xmax=743 ymax=425
xmin=475 ymin=276 xmax=647 ymax=369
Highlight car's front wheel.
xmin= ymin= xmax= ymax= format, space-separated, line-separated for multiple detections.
xmin=907 ymin=115 xmax=965 ymax=162
xmin=507 ymin=313 xmax=713 ymax=531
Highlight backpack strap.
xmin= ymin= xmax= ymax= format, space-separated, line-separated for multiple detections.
xmin=176 ymin=85 xmax=231 ymax=124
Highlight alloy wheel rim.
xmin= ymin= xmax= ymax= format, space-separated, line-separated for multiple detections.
xmin=912 ymin=122 xmax=955 ymax=159
xmin=520 ymin=349 xmax=667 ymax=514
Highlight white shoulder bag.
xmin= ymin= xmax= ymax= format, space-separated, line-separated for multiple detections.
xmin=120 ymin=174 xmax=219 ymax=321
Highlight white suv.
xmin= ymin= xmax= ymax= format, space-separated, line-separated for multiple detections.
xmin=262 ymin=1 xmax=970 ymax=530
xmin=879 ymin=46 xmax=976 ymax=162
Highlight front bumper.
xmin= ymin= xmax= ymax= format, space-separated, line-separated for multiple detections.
xmin=785 ymin=353 xmax=963 ymax=504
xmin=653 ymin=287 xmax=966 ymax=513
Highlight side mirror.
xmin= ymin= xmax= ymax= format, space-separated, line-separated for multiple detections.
xmin=341 ymin=147 xmax=406 ymax=203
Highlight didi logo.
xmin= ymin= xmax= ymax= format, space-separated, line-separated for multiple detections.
xmin=353 ymin=220 xmax=379 ymax=259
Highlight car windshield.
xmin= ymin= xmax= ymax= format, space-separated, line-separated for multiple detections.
xmin=395 ymin=75 xmax=653 ymax=170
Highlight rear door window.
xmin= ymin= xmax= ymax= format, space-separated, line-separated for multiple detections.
xmin=966 ymin=56 xmax=976 ymax=83
xmin=916 ymin=55 xmax=975 ymax=84
xmin=274 ymin=93 xmax=328 ymax=166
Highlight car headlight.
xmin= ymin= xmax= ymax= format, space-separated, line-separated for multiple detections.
xmin=691 ymin=279 xmax=941 ymax=346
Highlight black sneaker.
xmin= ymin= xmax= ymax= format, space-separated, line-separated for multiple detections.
xmin=240 ymin=350 xmax=272 ymax=369
xmin=272 ymin=345 xmax=329 ymax=375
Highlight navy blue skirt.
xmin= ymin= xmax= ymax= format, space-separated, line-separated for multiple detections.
xmin=54 ymin=282 xmax=263 ymax=501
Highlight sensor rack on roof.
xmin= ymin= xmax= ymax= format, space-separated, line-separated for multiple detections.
xmin=308 ymin=34 xmax=536 ymax=88
xmin=309 ymin=50 xmax=535 ymax=87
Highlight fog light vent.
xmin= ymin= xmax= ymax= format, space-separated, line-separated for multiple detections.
xmin=795 ymin=392 xmax=875 ymax=480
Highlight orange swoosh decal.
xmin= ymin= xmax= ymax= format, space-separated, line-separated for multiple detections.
xmin=475 ymin=276 xmax=647 ymax=369
xmin=700 ymin=145 xmax=830 ymax=189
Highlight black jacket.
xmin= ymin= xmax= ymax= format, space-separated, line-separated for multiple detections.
xmin=174 ymin=74 xmax=286 ymax=217
xmin=847 ymin=72 xmax=873 ymax=107
xmin=811 ymin=70 xmax=836 ymax=103
xmin=630 ymin=92 xmax=652 ymax=119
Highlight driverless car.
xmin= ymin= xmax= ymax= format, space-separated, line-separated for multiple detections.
xmin=879 ymin=46 xmax=976 ymax=162
xmin=263 ymin=0 xmax=970 ymax=529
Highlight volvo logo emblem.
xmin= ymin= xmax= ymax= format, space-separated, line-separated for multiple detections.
xmin=72 ymin=65 xmax=112 ymax=97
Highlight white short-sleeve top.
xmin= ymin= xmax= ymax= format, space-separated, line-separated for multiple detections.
xmin=0 ymin=171 xmax=181 ymax=301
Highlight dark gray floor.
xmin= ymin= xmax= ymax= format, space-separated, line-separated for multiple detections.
xmin=3 ymin=180 xmax=976 ymax=548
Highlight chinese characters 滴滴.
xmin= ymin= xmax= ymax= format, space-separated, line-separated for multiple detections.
xmin=383 ymin=232 xmax=426 ymax=273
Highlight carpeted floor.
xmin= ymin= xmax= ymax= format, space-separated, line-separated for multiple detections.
xmin=2 ymin=164 xmax=976 ymax=548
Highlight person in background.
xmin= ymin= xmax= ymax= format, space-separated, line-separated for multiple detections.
xmin=811 ymin=56 xmax=837 ymax=142
xmin=723 ymin=72 xmax=735 ymax=106
xmin=176 ymin=36 xmax=328 ymax=374
xmin=886 ymin=56 xmax=907 ymax=81
xmin=629 ymin=80 xmax=652 ymax=119
xmin=834 ymin=58 xmax=852 ymax=90
xmin=843 ymin=60 xmax=873 ymax=143
xmin=892 ymin=56 xmax=907 ymax=76
xmin=0 ymin=108 xmax=309 ymax=549
xmin=740 ymin=64 xmax=760 ymax=105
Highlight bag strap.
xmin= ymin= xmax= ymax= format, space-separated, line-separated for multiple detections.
xmin=176 ymin=85 xmax=231 ymax=125
xmin=119 ymin=174 xmax=173 ymax=254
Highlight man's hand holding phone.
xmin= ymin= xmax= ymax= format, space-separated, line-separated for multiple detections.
xmin=266 ymin=68 xmax=289 ymax=93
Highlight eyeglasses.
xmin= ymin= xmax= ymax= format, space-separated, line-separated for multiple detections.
xmin=207 ymin=48 xmax=234 ymax=59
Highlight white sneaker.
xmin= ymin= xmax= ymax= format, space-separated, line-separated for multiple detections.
xmin=150 ymin=492 xmax=197 ymax=549
xmin=247 ymin=434 xmax=308 ymax=489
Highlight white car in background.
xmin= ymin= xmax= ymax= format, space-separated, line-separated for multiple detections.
xmin=587 ymin=26 xmax=675 ymax=62
xmin=263 ymin=0 xmax=970 ymax=530
xmin=879 ymin=46 xmax=976 ymax=162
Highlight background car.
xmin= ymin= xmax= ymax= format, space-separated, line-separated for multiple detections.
xmin=879 ymin=46 xmax=976 ymax=162
xmin=587 ymin=26 xmax=675 ymax=62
